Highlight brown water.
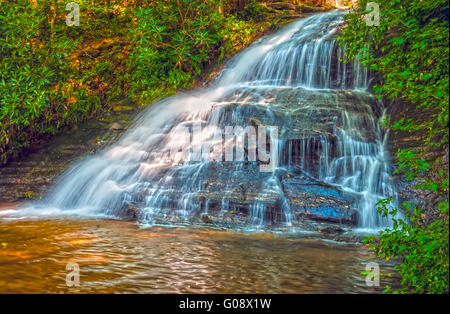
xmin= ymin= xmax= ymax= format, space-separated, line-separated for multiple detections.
xmin=0 ymin=218 xmax=398 ymax=294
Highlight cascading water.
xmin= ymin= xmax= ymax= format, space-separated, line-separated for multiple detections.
xmin=13 ymin=11 xmax=397 ymax=231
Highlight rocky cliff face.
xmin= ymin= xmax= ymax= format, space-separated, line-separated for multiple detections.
xmin=0 ymin=99 xmax=140 ymax=203
xmin=384 ymin=94 xmax=449 ymax=224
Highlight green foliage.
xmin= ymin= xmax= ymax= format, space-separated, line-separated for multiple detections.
xmin=339 ymin=0 xmax=449 ymax=293
xmin=1 ymin=0 xmax=260 ymax=162
xmin=127 ymin=1 xmax=220 ymax=100
xmin=127 ymin=0 xmax=256 ymax=102
xmin=239 ymin=1 xmax=269 ymax=22
xmin=339 ymin=0 xmax=449 ymax=148
xmin=364 ymin=198 xmax=449 ymax=294
xmin=0 ymin=0 xmax=97 ymax=163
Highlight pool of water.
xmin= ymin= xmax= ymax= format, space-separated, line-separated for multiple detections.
xmin=0 ymin=218 xmax=398 ymax=293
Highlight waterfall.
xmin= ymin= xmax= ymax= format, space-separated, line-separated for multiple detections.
xmin=16 ymin=10 xmax=397 ymax=230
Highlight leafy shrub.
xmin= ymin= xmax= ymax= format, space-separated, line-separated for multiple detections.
xmin=0 ymin=1 xmax=142 ymax=164
xmin=339 ymin=0 xmax=449 ymax=293
xmin=365 ymin=198 xmax=449 ymax=293
xmin=240 ymin=1 xmax=269 ymax=22
xmin=0 ymin=1 xmax=94 ymax=163
xmin=0 ymin=0 xmax=261 ymax=163
xmin=127 ymin=0 xmax=256 ymax=102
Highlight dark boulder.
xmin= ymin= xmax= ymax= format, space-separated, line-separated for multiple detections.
xmin=121 ymin=202 xmax=140 ymax=221
xmin=201 ymin=214 xmax=213 ymax=224
xmin=282 ymin=176 xmax=358 ymax=225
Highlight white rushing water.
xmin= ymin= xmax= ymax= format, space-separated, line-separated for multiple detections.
xmin=9 ymin=10 xmax=397 ymax=230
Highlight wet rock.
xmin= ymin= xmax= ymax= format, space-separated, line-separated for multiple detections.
xmin=201 ymin=214 xmax=213 ymax=224
xmin=280 ymin=14 xmax=306 ymax=20
xmin=128 ymin=159 xmax=358 ymax=230
xmin=109 ymin=122 xmax=126 ymax=131
xmin=299 ymin=4 xmax=326 ymax=13
xmin=268 ymin=2 xmax=297 ymax=11
xmin=217 ymin=88 xmax=381 ymax=145
xmin=282 ymin=177 xmax=358 ymax=225
xmin=319 ymin=226 xmax=345 ymax=234
xmin=122 ymin=202 xmax=140 ymax=221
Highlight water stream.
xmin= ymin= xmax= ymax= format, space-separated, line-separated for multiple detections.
xmin=0 ymin=219 xmax=399 ymax=293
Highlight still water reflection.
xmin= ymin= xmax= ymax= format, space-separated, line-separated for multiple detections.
xmin=0 ymin=219 xmax=398 ymax=293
